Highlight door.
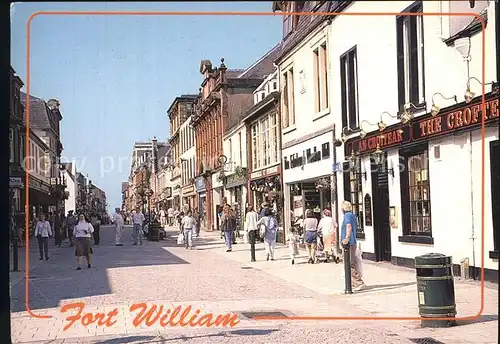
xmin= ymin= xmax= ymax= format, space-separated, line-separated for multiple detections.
xmin=490 ymin=141 xmax=500 ymax=255
xmin=371 ymin=155 xmax=392 ymax=262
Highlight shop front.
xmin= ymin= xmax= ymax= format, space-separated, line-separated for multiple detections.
xmin=27 ymin=175 xmax=53 ymax=219
xmin=172 ymin=185 xmax=181 ymax=209
xmin=181 ymin=184 xmax=196 ymax=211
xmin=211 ymin=172 xmax=225 ymax=231
xmin=248 ymin=164 xmax=284 ymax=243
xmin=9 ymin=176 xmax=25 ymax=227
xmin=225 ymin=169 xmax=248 ymax=232
xmin=344 ymin=92 xmax=499 ymax=282
xmin=195 ymin=176 xmax=207 ymax=230
xmin=282 ymin=129 xmax=336 ymax=239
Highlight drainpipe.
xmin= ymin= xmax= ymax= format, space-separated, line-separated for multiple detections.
xmin=469 ymin=131 xmax=477 ymax=280
xmin=332 ymin=128 xmax=340 ymax=251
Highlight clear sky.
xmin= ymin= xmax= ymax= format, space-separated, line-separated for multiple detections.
xmin=11 ymin=1 xmax=282 ymax=212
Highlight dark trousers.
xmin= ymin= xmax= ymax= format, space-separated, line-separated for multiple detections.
xmin=249 ymin=230 xmax=256 ymax=261
xmin=93 ymin=225 xmax=100 ymax=245
xmin=37 ymin=236 xmax=49 ymax=259
xmin=54 ymin=226 xmax=62 ymax=246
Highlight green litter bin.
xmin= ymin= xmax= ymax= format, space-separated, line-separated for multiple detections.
xmin=415 ymin=253 xmax=457 ymax=328
xmin=148 ymin=222 xmax=161 ymax=242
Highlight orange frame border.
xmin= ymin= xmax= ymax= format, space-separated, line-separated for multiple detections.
xmin=23 ymin=10 xmax=488 ymax=322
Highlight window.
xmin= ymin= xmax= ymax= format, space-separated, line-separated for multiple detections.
xmin=238 ymin=132 xmax=242 ymax=166
xmin=261 ymin=118 xmax=270 ymax=167
xmin=349 ymin=157 xmax=364 ymax=233
xmin=396 ymin=2 xmax=425 ymax=109
xmin=313 ymin=43 xmax=329 ymax=113
xmin=270 ymin=113 xmax=280 ymax=164
xmin=252 ymin=124 xmax=259 ymax=170
xmin=228 ymin=138 xmax=233 ymax=167
xmin=261 ymin=92 xmax=265 ymax=100
xmin=322 ymin=142 xmax=330 ymax=159
xmin=282 ymin=68 xmax=295 ymax=128
xmin=282 ymin=2 xmax=295 ymax=38
xmin=273 ymin=82 xmax=277 ymax=90
xmin=400 ymin=147 xmax=431 ymax=236
xmin=340 ymin=46 xmax=359 ymax=130
xmin=19 ymin=135 xmax=24 ymax=162
xmin=284 ymin=156 xmax=290 ymax=170
xmin=9 ymin=128 xmax=14 ymax=162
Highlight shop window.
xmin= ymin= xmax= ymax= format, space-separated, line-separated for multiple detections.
xmin=340 ymin=46 xmax=359 ymax=131
xmin=322 ymin=142 xmax=330 ymax=159
xmin=396 ymin=1 xmax=426 ymax=110
xmin=400 ymin=146 xmax=432 ymax=239
xmin=349 ymin=157 xmax=364 ymax=234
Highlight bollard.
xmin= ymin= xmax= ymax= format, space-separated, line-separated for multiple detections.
xmin=249 ymin=230 xmax=256 ymax=262
xmin=12 ymin=235 xmax=19 ymax=272
xmin=343 ymin=243 xmax=352 ymax=294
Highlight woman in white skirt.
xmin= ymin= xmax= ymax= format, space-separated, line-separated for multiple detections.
xmin=73 ymin=214 xmax=94 ymax=270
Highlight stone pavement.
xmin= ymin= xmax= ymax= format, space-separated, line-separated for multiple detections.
xmin=10 ymin=225 xmax=498 ymax=343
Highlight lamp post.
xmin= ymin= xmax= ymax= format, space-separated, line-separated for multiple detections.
xmin=50 ymin=161 xmax=67 ymax=247
xmin=86 ymin=180 xmax=93 ymax=217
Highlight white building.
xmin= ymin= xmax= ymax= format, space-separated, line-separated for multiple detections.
xmin=62 ymin=162 xmax=78 ymax=213
xmin=222 ymin=120 xmax=248 ymax=228
xmin=180 ymin=115 xmax=197 ymax=210
xmin=325 ymin=0 xmax=498 ymax=282
xmin=273 ymin=1 xmax=338 ymax=236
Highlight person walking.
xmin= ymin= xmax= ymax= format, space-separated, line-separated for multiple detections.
xmin=193 ymin=208 xmax=201 ymax=238
xmin=113 ymin=208 xmax=125 ymax=246
xmin=160 ymin=208 xmax=167 ymax=228
xmin=53 ymin=210 xmax=63 ymax=248
xmin=221 ymin=205 xmax=236 ymax=252
xmin=340 ymin=201 xmax=365 ymax=291
xmin=244 ymin=205 xmax=259 ymax=262
xmin=90 ymin=213 xmax=101 ymax=245
xmin=64 ymin=210 xmax=77 ymax=247
xmin=180 ymin=210 xmax=197 ymax=249
xmin=318 ymin=209 xmax=339 ymax=263
xmin=257 ymin=208 xmax=278 ymax=261
xmin=34 ymin=213 xmax=52 ymax=260
xmin=167 ymin=207 xmax=174 ymax=226
xmin=303 ymin=209 xmax=319 ymax=264
xmin=73 ymin=213 xmax=94 ymax=270
xmin=131 ymin=207 xmax=145 ymax=245
xmin=173 ymin=207 xmax=180 ymax=227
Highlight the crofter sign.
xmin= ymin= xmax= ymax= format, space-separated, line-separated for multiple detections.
xmin=346 ymin=94 xmax=499 ymax=155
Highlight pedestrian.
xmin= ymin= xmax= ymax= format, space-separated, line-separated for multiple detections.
xmin=257 ymin=208 xmax=278 ymax=261
xmin=64 ymin=210 xmax=77 ymax=247
xmin=340 ymin=201 xmax=365 ymax=291
xmin=113 ymin=208 xmax=125 ymax=246
xmin=54 ymin=211 xmax=64 ymax=247
xmin=131 ymin=207 xmax=145 ymax=245
xmin=90 ymin=213 xmax=101 ymax=245
xmin=173 ymin=207 xmax=180 ymax=227
xmin=193 ymin=207 xmax=201 ymax=237
xmin=318 ymin=209 xmax=339 ymax=263
xmin=34 ymin=213 xmax=52 ymax=260
xmin=160 ymin=208 xmax=167 ymax=228
xmin=303 ymin=209 xmax=319 ymax=264
xmin=73 ymin=213 xmax=94 ymax=270
xmin=244 ymin=205 xmax=259 ymax=262
xmin=181 ymin=210 xmax=196 ymax=249
xmin=228 ymin=205 xmax=237 ymax=244
xmin=167 ymin=207 xmax=174 ymax=226
xmin=220 ymin=204 xmax=236 ymax=252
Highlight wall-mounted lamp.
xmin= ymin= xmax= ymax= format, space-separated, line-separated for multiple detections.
xmin=400 ymin=103 xmax=426 ymax=124
xmin=431 ymin=93 xmax=458 ymax=116
xmin=341 ymin=126 xmax=349 ymax=142
xmin=464 ymin=77 xmax=496 ymax=103
xmin=378 ymin=111 xmax=399 ymax=132
xmin=359 ymin=120 xmax=378 ymax=138
xmin=372 ymin=144 xmax=384 ymax=165
xmin=454 ymin=37 xmax=471 ymax=61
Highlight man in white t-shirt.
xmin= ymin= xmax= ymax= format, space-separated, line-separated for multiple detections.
xmin=113 ymin=208 xmax=125 ymax=246
xmin=131 ymin=207 xmax=145 ymax=245
xmin=159 ymin=208 xmax=167 ymax=227
xmin=167 ymin=207 xmax=174 ymax=226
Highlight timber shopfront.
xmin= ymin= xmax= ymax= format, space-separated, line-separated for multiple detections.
xmin=195 ymin=176 xmax=207 ymax=230
xmin=181 ymin=183 xmax=196 ymax=210
xmin=344 ymin=92 xmax=499 ymax=282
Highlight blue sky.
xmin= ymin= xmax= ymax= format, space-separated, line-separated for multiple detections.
xmin=11 ymin=1 xmax=282 ymax=211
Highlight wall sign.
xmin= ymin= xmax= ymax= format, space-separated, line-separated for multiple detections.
xmin=346 ymin=94 xmax=499 ymax=155
xmin=195 ymin=176 xmax=206 ymax=192
xmin=364 ymin=194 xmax=372 ymax=227
xmin=389 ymin=206 xmax=398 ymax=229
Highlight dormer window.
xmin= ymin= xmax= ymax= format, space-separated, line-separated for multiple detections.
xmin=283 ymin=2 xmax=295 ymax=38
xmin=261 ymin=92 xmax=266 ymax=100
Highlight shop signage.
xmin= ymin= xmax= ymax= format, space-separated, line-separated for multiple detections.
xmin=9 ymin=177 xmax=24 ymax=188
xmin=346 ymin=94 xmax=499 ymax=155
xmin=250 ymin=165 xmax=280 ymax=180
xmin=195 ymin=176 xmax=206 ymax=192
xmin=182 ymin=185 xmax=194 ymax=195
xmin=165 ymin=187 xmax=172 ymax=198
xmin=226 ymin=173 xmax=246 ymax=189
xmin=28 ymin=177 xmax=50 ymax=193
xmin=364 ymin=194 xmax=372 ymax=227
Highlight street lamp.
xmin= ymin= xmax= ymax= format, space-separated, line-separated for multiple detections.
xmin=146 ymin=189 xmax=154 ymax=215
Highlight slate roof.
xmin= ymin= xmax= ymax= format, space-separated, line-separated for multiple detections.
xmin=237 ymin=44 xmax=280 ymax=79
xmin=20 ymin=91 xmax=51 ymax=129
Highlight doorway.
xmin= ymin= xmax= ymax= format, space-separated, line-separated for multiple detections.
xmin=490 ymin=140 xmax=500 ymax=254
xmin=370 ymin=155 xmax=391 ymax=262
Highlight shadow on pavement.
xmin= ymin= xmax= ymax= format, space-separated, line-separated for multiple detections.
xmin=356 ymin=281 xmax=416 ymax=293
xmin=456 ymin=314 xmax=498 ymax=326
xmin=10 ymin=226 xmax=190 ymax=313
xmin=94 ymin=329 xmax=280 ymax=344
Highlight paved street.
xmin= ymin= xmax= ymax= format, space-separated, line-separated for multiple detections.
xmin=10 ymin=225 xmax=498 ymax=344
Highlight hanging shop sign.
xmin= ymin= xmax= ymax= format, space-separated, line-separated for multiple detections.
xmin=225 ymin=171 xmax=247 ymax=189
xmin=346 ymin=93 xmax=499 ymax=155
xmin=165 ymin=187 xmax=172 ymax=198
xmin=9 ymin=177 xmax=24 ymax=188
xmin=195 ymin=176 xmax=206 ymax=192
xmin=182 ymin=185 xmax=195 ymax=195
xmin=250 ymin=165 xmax=280 ymax=180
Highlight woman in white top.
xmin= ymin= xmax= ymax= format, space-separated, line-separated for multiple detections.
xmin=35 ymin=213 xmax=52 ymax=260
xmin=73 ymin=213 xmax=94 ymax=270
xmin=244 ymin=205 xmax=259 ymax=262
xmin=302 ymin=209 xmax=318 ymax=264
xmin=317 ymin=209 xmax=339 ymax=263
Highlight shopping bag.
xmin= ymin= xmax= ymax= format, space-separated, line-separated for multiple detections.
xmin=177 ymin=232 xmax=184 ymax=245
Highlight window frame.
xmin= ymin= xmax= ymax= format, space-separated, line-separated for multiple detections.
xmin=9 ymin=128 xmax=14 ymax=163
xmin=399 ymin=144 xmax=433 ymax=239
xmin=281 ymin=67 xmax=295 ymax=129
xmin=340 ymin=45 xmax=360 ymax=131
xmin=349 ymin=157 xmax=364 ymax=234
xmin=396 ymin=1 xmax=426 ymax=111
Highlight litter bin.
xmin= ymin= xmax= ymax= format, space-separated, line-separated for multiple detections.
xmin=148 ymin=222 xmax=161 ymax=242
xmin=415 ymin=253 xmax=457 ymax=328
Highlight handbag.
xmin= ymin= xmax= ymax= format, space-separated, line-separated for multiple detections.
xmin=177 ymin=232 xmax=184 ymax=245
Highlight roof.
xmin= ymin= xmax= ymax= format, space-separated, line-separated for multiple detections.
xmin=121 ymin=182 xmax=128 ymax=193
xmin=20 ymin=92 xmax=51 ymax=129
xmin=166 ymin=95 xmax=197 ymax=115
xmin=237 ymin=44 xmax=280 ymax=79
xmin=444 ymin=7 xmax=488 ymax=45
xmin=242 ymin=91 xmax=280 ymax=123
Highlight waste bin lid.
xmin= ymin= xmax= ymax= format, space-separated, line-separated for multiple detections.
xmin=415 ymin=253 xmax=452 ymax=266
